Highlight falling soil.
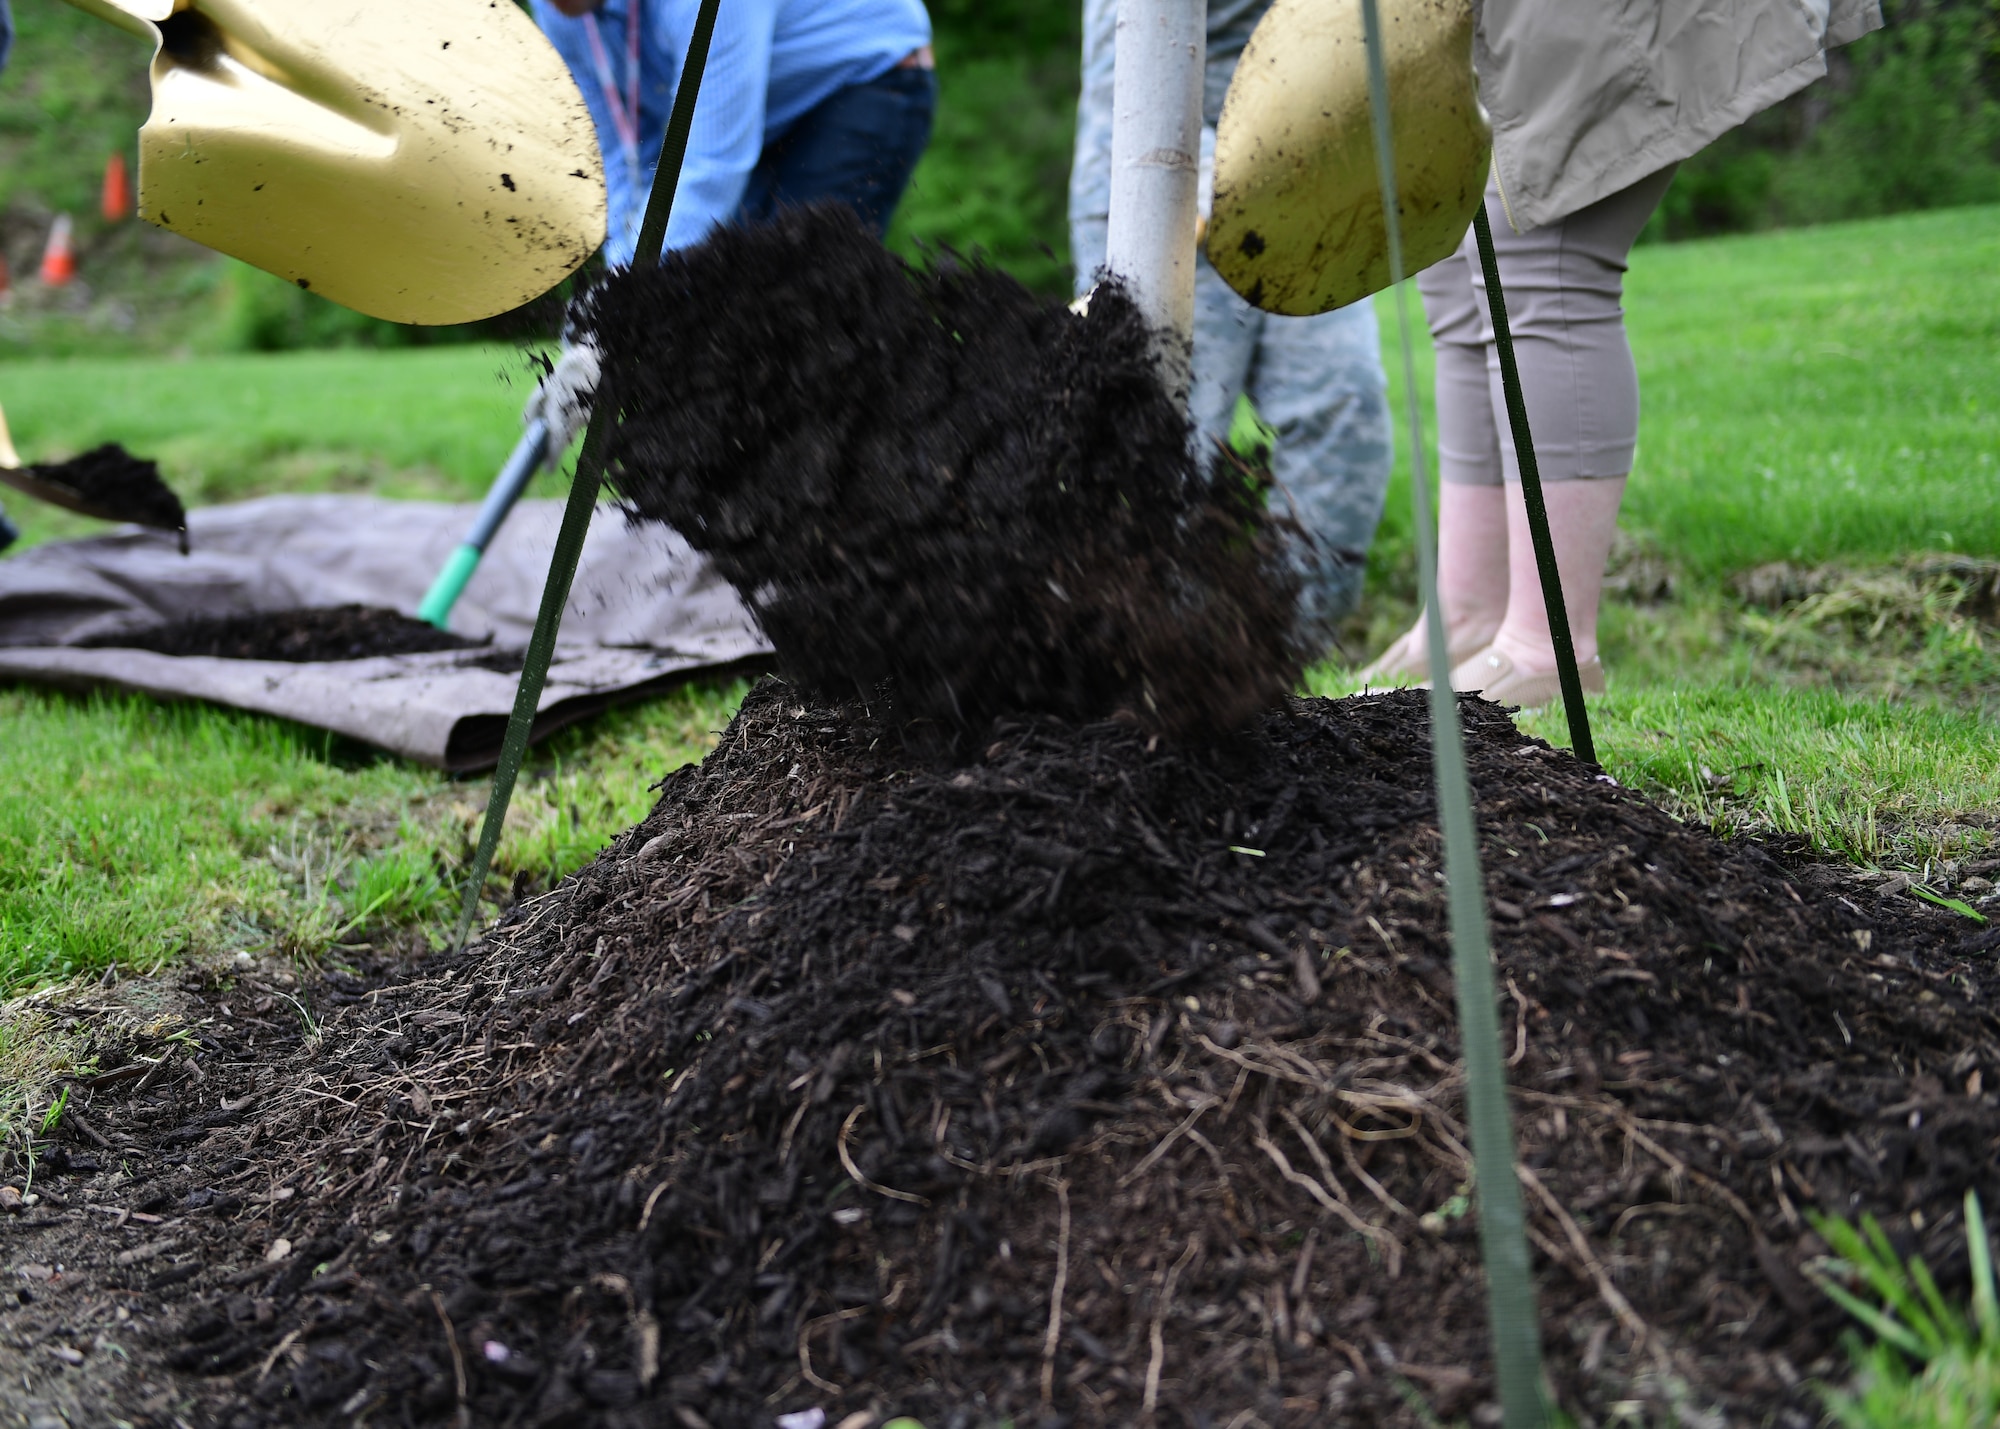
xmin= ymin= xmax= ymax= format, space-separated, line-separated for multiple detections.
xmin=78 ymin=604 xmax=482 ymax=662
xmin=584 ymin=204 xmax=1304 ymax=745
xmin=18 ymin=442 xmax=188 ymax=546
xmin=7 ymin=682 xmax=1997 ymax=1428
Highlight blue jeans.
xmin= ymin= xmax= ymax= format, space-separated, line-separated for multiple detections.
xmin=737 ymin=66 xmax=936 ymax=238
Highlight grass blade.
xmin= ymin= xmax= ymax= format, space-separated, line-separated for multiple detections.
xmin=1816 ymin=1276 xmax=1933 ymax=1361
xmin=1967 ymin=1192 xmax=1998 ymax=1346
xmin=1911 ymin=885 xmax=1989 ymax=923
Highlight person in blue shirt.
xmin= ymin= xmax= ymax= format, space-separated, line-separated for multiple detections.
xmin=524 ymin=0 xmax=935 ymax=456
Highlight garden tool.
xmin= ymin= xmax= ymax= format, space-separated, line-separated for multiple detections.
xmin=415 ymin=420 xmax=548 ymax=629
xmin=0 ymin=401 xmax=191 ymax=549
xmin=418 ymin=339 xmax=598 ymax=628
xmin=1207 ymin=0 xmax=1489 ymax=316
xmin=0 ymin=400 xmax=135 ymax=527
xmin=57 ymin=0 xmax=606 ymax=325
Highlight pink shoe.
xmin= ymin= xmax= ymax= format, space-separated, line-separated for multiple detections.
xmin=1357 ymin=624 xmax=1489 ymax=690
xmin=1449 ymin=646 xmax=1605 ymax=709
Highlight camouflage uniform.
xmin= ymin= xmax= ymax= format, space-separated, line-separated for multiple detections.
xmin=1068 ymin=0 xmax=1391 ymax=643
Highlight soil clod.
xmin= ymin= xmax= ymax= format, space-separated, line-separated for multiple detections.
xmin=585 ymin=204 xmax=1304 ymax=743
xmin=4 ymin=442 xmax=189 ymax=549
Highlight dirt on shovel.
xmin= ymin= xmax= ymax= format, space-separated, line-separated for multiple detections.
xmin=4 ymin=442 xmax=189 ymax=550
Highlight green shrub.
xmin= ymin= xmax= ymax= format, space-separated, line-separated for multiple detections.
xmin=887 ymin=51 xmax=1079 ymax=295
xmin=213 ymin=262 xmax=417 ymax=354
xmin=1648 ymin=0 xmax=2000 ymax=240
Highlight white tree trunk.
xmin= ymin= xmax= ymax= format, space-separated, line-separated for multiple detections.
xmin=1105 ymin=0 xmax=1205 ymax=402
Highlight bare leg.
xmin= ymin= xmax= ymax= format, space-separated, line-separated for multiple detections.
xmin=1361 ymin=244 xmax=1507 ymax=684
xmin=1435 ymin=481 xmax=1511 ymax=656
xmin=1363 ymin=481 xmax=1509 ymax=679
xmin=1486 ymin=476 xmax=1626 ymax=672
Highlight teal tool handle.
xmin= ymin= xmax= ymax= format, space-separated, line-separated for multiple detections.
xmin=415 ymin=419 xmax=549 ymax=629
xmin=417 ymin=544 xmax=481 ymax=627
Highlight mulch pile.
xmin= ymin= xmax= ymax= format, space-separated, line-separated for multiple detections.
xmin=7 ymin=681 xmax=1996 ymax=1428
xmin=78 ymin=605 xmax=482 ymax=662
xmin=584 ymin=204 xmax=1303 ymax=745
xmin=14 ymin=441 xmax=189 ymax=547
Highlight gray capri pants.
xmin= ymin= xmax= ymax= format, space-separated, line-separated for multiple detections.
xmin=1418 ymin=165 xmax=1676 ymax=486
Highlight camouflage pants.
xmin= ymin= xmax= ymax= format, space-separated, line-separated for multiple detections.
xmin=1068 ymin=0 xmax=1390 ymax=643
xmin=1071 ymin=216 xmax=1392 ymax=643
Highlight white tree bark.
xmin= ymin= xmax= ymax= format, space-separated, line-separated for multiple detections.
xmin=1104 ymin=0 xmax=1205 ymax=402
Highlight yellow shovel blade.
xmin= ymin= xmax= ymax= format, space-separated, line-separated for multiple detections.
xmin=62 ymin=0 xmax=606 ymax=325
xmin=1208 ymin=0 xmax=1489 ymax=316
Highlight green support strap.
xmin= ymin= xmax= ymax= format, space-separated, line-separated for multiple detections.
xmin=1470 ymin=206 xmax=1597 ymax=766
xmin=1358 ymin=2 xmax=1549 ymax=1425
xmin=454 ymin=0 xmax=726 ymax=949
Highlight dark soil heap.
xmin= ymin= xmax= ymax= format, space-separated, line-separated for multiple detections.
xmin=23 ymin=442 xmax=188 ymax=545
xmin=10 ymin=684 xmax=1997 ymax=1428
xmin=79 ymin=604 xmax=481 ymax=662
xmin=583 ymin=204 xmax=1302 ymax=742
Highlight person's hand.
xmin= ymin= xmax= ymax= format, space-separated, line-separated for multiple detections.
xmin=523 ymin=339 xmax=601 ymax=468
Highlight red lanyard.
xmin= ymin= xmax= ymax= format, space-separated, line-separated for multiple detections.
xmin=584 ymin=0 xmax=643 ymax=192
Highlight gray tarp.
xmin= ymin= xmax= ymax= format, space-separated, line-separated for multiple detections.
xmin=0 ymin=495 xmax=770 ymax=770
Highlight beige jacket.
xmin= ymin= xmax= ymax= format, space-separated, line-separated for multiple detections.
xmin=1477 ymin=0 xmax=1884 ymax=231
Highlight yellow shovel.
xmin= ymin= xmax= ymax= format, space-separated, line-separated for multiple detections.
xmin=0 ymin=399 xmax=191 ymax=548
xmin=1207 ymin=0 xmax=1489 ymax=316
xmin=60 ymin=0 xmax=607 ymax=325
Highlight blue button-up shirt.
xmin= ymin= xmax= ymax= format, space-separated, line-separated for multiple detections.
xmin=533 ymin=0 xmax=931 ymax=265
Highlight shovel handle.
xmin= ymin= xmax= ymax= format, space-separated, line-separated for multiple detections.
xmin=416 ymin=420 xmax=548 ymax=628
xmin=417 ymin=544 xmax=481 ymax=628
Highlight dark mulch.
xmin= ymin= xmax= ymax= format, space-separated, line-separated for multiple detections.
xmin=18 ymin=442 xmax=188 ymax=544
xmin=585 ymin=204 xmax=1304 ymax=746
xmin=78 ymin=604 xmax=482 ymax=662
xmin=7 ymin=682 xmax=1995 ymax=1428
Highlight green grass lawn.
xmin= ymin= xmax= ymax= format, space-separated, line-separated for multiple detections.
xmin=0 ymin=680 xmax=748 ymax=989
xmin=1626 ymin=206 xmax=2000 ymax=576
xmin=1 ymin=205 xmax=1996 ymax=990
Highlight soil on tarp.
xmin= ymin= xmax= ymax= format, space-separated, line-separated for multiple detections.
xmin=22 ymin=442 xmax=188 ymax=538
xmin=7 ymin=683 xmax=1997 ymax=1429
xmin=78 ymin=604 xmax=483 ymax=662
xmin=584 ymin=204 xmax=1304 ymax=745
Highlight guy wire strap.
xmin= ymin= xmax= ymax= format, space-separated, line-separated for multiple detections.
xmin=1469 ymin=206 xmax=1596 ymax=765
xmin=455 ymin=0 xmax=726 ymax=949
xmin=1356 ymin=2 xmax=1550 ymax=1425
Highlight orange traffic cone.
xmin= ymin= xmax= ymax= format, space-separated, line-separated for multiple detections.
xmin=102 ymin=152 xmax=132 ymax=224
xmin=39 ymin=214 xmax=76 ymax=287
